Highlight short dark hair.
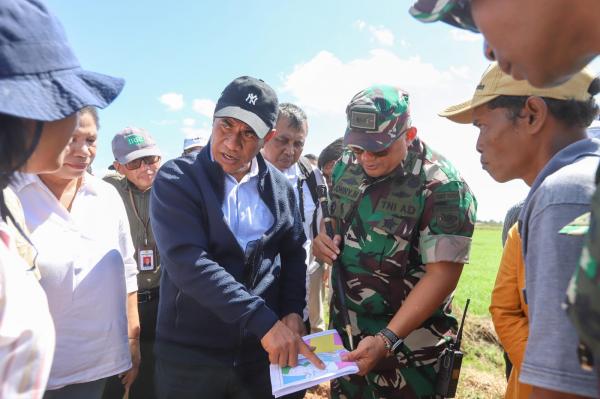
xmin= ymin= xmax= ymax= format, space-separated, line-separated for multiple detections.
xmin=318 ymin=137 xmax=345 ymax=170
xmin=79 ymin=106 xmax=99 ymax=129
xmin=487 ymin=77 xmax=600 ymax=128
xmin=304 ymin=153 xmax=317 ymax=162
xmin=278 ymin=103 xmax=307 ymax=131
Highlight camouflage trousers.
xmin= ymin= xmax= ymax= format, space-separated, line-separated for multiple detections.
xmin=330 ymin=359 xmax=439 ymax=399
xmin=330 ymin=312 xmax=448 ymax=399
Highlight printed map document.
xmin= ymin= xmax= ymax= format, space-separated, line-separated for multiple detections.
xmin=269 ymin=329 xmax=359 ymax=398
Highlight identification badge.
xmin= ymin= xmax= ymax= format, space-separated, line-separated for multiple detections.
xmin=138 ymin=249 xmax=155 ymax=271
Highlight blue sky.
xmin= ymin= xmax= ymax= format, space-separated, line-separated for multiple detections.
xmin=47 ymin=0 xmax=600 ymax=221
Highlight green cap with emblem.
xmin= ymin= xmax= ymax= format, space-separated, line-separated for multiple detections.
xmin=344 ymin=85 xmax=412 ymax=153
xmin=111 ymin=127 xmax=161 ymax=165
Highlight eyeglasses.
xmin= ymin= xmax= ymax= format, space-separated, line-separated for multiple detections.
xmin=348 ymin=128 xmax=410 ymax=158
xmin=348 ymin=146 xmax=390 ymax=158
xmin=125 ymin=155 xmax=161 ymax=170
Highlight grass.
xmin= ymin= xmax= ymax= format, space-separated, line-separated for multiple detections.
xmin=455 ymin=224 xmax=507 ymax=398
xmin=454 ymin=224 xmax=504 ymax=317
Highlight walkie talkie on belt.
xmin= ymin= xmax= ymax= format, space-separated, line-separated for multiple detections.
xmin=436 ymin=298 xmax=470 ymax=398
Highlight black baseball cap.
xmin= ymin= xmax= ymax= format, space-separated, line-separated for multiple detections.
xmin=213 ymin=76 xmax=279 ymax=139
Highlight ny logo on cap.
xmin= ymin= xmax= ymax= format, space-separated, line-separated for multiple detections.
xmin=350 ymin=111 xmax=377 ymax=130
xmin=246 ymin=93 xmax=258 ymax=106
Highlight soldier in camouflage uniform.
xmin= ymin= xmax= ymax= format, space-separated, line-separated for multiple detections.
xmin=410 ymin=0 xmax=600 ymax=388
xmin=313 ymin=85 xmax=477 ymax=398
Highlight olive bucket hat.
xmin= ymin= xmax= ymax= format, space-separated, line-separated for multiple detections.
xmin=0 ymin=0 xmax=124 ymax=121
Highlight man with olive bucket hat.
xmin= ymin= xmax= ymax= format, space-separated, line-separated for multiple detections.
xmin=0 ymin=0 xmax=126 ymax=397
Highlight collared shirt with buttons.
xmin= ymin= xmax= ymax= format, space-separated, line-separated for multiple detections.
xmin=11 ymin=172 xmax=137 ymax=390
xmin=216 ymin=154 xmax=274 ymax=252
xmin=0 ymin=218 xmax=55 ymax=398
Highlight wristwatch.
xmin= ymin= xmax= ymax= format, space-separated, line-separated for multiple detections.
xmin=377 ymin=327 xmax=404 ymax=355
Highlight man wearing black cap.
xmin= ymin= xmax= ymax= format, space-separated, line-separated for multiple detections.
xmin=150 ymin=76 xmax=324 ymax=398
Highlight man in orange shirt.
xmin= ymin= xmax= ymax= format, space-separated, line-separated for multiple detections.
xmin=490 ymin=219 xmax=531 ymax=398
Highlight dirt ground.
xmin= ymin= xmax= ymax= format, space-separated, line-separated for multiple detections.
xmin=303 ymin=372 xmax=506 ymax=399
xmin=305 ymin=383 xmax=330 ymax=399
xmin=300 ymin=315 xmax=507 ymax=398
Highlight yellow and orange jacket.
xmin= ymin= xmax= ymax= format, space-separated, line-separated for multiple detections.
xmin=489 ymin=224 xmax=532 ymax=399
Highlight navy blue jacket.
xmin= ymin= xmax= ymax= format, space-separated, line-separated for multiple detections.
xmin=150 ymin=145 xmax=307 ymax=366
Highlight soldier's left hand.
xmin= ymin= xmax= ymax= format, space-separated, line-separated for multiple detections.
xmin=341 ymin=335 xmax=388 ymax=375
xmin=312 ymin=231 xmax=341 ymax=264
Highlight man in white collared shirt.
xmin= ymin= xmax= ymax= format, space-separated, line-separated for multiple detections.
xmin=150 ymin=76 xmax=324 ymax=399
xmin=261 ymin=103 xmax=327 ymax=334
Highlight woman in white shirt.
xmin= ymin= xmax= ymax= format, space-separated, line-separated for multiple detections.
xmin=0 ymin=1 xmax=124 ymax=398
xmin=13 ymin=107 xmax=140 ymax=399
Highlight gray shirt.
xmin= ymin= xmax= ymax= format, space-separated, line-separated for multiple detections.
xmin=104 ymin=174 xmax=160 ymax=290
xmin=519 ymin=138 xmax=600 ymax=397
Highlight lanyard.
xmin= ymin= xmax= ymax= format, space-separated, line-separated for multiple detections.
xmin=128 ymin=188 xmax=150 ymax=247
xmin=296 ymin=178 xmax=306 ymax=223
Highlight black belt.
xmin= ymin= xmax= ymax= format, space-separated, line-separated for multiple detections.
xmin=138 ymin=287 xmax=159 ymax=303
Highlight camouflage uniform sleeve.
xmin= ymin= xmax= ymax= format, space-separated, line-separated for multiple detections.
xmin=419 ymin=180 xmax=477 ymax=264
xmin=331 ymin=149 xmax=352 ymax=187
xmin=329 ymin=150 xmax=352 ymax=236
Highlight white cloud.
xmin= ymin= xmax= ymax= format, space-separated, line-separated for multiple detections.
xmin=192 ymin=99 xmax=216 ymax=118
xmin=354 ymin=20 xmax=395 ymax=47
xmin=150 ymin=119 xmax=178 ymax=126
xmin=369 ymin=26 xmax=395 ymax=46
xmin=354 ymin=20 xmax=366 ymax=31
xmin=450 ymin=28 xmax=480 ymax=43
xmin=183 ymin=118 xmax=196 ymax=127
xmin=450 ymin=65 xmax=472 ymax=80
xmin=280 ymin=49 xmax=528 ymax=221
xmin=281 ymin=49 xmax=463 ymax=115
xmin=159 ymin=92 xmax=184 ymax=111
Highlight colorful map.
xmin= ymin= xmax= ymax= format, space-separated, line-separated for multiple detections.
xmin=270 ymin=330 xmax=359 ymax=398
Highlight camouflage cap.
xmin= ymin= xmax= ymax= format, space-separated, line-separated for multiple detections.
xmin=409 ymin=0 xmax=479 ymax=33
xmin=344 ymin=85 xmax=412 ymax=153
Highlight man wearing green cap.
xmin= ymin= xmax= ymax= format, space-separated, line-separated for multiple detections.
xmin=313 ymin=85 xmax=477 ymax=398
xmin=440 ymin=63 xmax=600 ymax=398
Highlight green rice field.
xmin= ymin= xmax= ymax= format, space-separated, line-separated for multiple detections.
xmin=454 ymin=223 xmax=507 ymax=398
xmin=454 ymin=223 xmax=504 ymax=317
